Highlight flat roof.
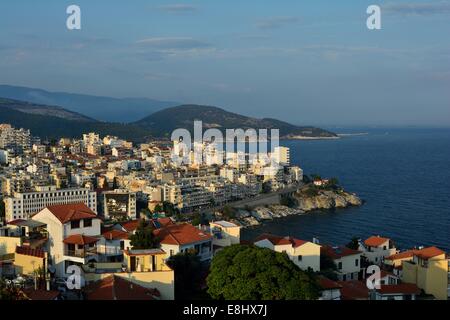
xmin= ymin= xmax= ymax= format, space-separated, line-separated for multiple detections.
xmin=212 ymin=220 xmax=239 ymax=228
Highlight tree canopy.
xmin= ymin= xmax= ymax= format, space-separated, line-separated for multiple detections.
xmin=167 ymin=252 xmax=206 ymax=300
xmin=129 ymin=220 xmax=159 ymax=249
xmin=207 ymin=245 xmax=320 ymax=300
xmin=346 ymin=237 xmax=360 ymax=250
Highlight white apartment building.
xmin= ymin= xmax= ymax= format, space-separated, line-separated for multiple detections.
xmin=4 ymin=186 xmax=97 ymax=221
xmin=359 ymin=236 xmax=398 ymax=265
xmin=33 ymin=203 xmax=102 ymax=278
xmin=254 ymin=234 xmax=321 ymax=272
xmin=273 ymin=146 xmax=290 ymax=166
xmin=0 ymin=124 xmax=32 ymax=155
xmin=321 ymin=245 xmax=362 ymax=281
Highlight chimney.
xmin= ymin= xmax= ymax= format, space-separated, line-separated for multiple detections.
xmin=312 ymin=237 xmax=320 ymax=244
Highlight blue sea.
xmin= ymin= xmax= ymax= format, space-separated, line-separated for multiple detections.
xmin=242 ymin=128 xmax=450 ymax=252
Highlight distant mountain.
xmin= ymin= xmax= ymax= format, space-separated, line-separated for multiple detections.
xmin=134 ymin=105 xmax=337 ymax=138
xmin=0 ymin=85 xmax=178 ymax=122
xmin=0 ymin=99 xmax=153 ymax=142
xmin=0 ymin=98 xmax=94 ymax=122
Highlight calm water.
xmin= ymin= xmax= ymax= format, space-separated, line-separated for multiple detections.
xmin=243 ymin=128 xmax=450 ymax=252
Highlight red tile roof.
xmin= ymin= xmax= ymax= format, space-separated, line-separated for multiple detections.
xmin=337 ymin=281 xmax=369 ymax=300
xmin=254 ymin=233 xmax=309 ymax=248
xmin=153 ymin=223 xmax=212 ymax=246
xmin=385 ymin=250 xmax=416 ymax=261
xmin=377 ymin=284 xmax=420 ymax=295
xmin=6 ymin=219 xmax=26 ymax=226
xmin=318 ymin=276 xmax=342 ymax=290
xmin=84 ymin=275 xmax=159 ymax=300
xmin=22 ymin=289 xmax=60 ymax=300
xmin=15 ymin=246 xmax=45 ymax=258
xmin=364 ymin=236 xmax=390 ymax=247
xmin=102 ymin=229 xmax=129 ymax=241
xmin=120 ymin=220 xmax=141 ymax=233
xmin=385 ymin=247 xmax=445 ymax=261
xmin=154 ymin=218 xmax=174 ymax=228
xmin=321 ymin=245 xmax=361 ymax=260
xmin=63 ymin=234 xmax=99 ymax=245
xmin=45 ymin=203 xmax=97 ymax=223
xmin=414 ymin=246 xmax=445 ymax=260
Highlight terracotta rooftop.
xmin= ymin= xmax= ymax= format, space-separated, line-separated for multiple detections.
xmin=44 ymin=203 xmax=98 ymax=224
xmin=63 ymin=234 xmax=100 ymax=245
xmin=414 ymin=246 xmax=445 ymax=260
xmin=15 ymin=246 xmax=46 ymax=258
xmin=318 ymin=276 xmax=342 ymax=290
xmin=338 ymin=281 xmax=369 ymax=300
xmin=376 ymin=284 xmax=421 ymax=295
xmin=22 ymin=288 xmax=60 ymax=300
xmin=321 ymin=245 xmax=361 ymax=260
xmin=254 ymin=233 xmax=309 ymax=248
xmin=385 ymin=250 xmax=416 ymax=261
xmin=153 ymin=223 xmax=212 ymax=246
xmin=84 ymin=275 xmax=160 ymax=300
xmin=102 ymin=229 xmax=129 ymax=241
xmin=6 ymin=219 xmax=26 ymax=226
xmin=364 ymin=236 xmax=390 ymax=247
xmin=119 ymin=220 xmax=141 ymax=233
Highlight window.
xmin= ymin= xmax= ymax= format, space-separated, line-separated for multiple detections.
xmin=84 ymin=218 xmax=92 ymax=227
xmin=355 ymin=259 xmax=359 ymax=266
xmin=338 ymin=262 xmax=342 ymax=270
xmin=298 ymin=255 xmax=303 ymax=261
xmin=70 ymin=220 xmax=80 ymax=229
xmin=383 ymin=246 xmax=387 ymax=250
xmin=120 ymin=241 xmax=125 ymax=250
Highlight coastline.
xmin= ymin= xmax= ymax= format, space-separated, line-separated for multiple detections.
xmin=282 ymin=136 xmax=341 ymax=140
xmin=228 ymin=187 xmax=363 ymax=228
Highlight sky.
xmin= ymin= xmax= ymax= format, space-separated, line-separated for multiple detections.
xmin=0 ymin=0 xmax=449 ymax=127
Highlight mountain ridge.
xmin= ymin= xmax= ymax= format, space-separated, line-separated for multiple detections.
xmin=0 ymin=98 xmax=336 ymax=142
xmin=134 ymin=104 xmax=337 ymax=139
xmin=0 ymin=84 xmax=178 ymax=122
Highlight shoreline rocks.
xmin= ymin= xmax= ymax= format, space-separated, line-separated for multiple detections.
xmin=233 ymin=186 xmax=362 ymax=228
xmin=294 ymin=189 xmax=362 ymax=212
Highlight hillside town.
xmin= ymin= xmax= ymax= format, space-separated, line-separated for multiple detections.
xmin=0 ymin=124 xmax=448 ymax=300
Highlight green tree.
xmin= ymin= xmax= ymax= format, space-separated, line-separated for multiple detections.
xmin=319 ymin=253 xmax=338 ymax=281
xmin=167 ymin=252 xmax=206 ymax=300
xmin=140 ymin=208 xmax=152 ymax=219
xmin=346 ymin=237 xmax=360 ymax=250
xmin=162 ymin=201 xmax=178 ymax=217
xmin=129 ymin=220 xmax=159 ymax=249
xmin=191 ymin=212 xmax=202 ymax=226
xmin=222 ymin=205 xmax=235 ymax=219
xmin=207 ymin=245 xmax=320 ymax=300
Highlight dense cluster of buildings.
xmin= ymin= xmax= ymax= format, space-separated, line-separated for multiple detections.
xmin=0 ymin=124 xmax=448 ymax=300
xmin=0 ymin=125 xmax=302 ymax=223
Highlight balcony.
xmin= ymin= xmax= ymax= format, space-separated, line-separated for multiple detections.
xmin=65 ymin=247 xmax=97 ymax=258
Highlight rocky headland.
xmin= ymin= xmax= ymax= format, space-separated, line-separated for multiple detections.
xmin=293 ymin=186 xmax=362 ymax=212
